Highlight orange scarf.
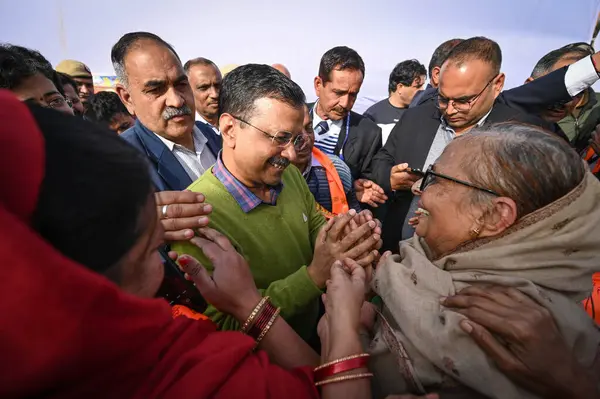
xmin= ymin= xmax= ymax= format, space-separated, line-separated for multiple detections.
xmin=311 ymin=147 xmax=349 ymax=218
xmin=583 ymin=147 xmax=600 ymax=175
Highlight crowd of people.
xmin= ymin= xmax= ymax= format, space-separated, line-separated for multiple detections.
xmin=1 ymin=30 xmax=600 ymax=399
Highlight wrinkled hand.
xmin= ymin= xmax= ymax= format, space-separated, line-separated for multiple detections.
xmin=360 ymin=301 xmax=377 ymax=333
xmin=342 ymin=209 xmax=383 ymax=265
xmin=309 ymin=210 xmax=380 ymax=288
xmin=354 ymin=178 xmax=388 ymax=207
xmin=156 ymin=191 xmax=212 ymax=242
xmin=177 ymin=227 xmax=261 ymax=322
xmin=390 ymin=163 xmax=420 ymax=191
xmin=443 ymin=285 xmax=598 ymax=399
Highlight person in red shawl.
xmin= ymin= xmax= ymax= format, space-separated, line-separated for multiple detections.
xmin=0 ymin=90 xmax=373 ymax=399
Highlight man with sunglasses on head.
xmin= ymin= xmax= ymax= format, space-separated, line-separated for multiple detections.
xmin=371 ymin=37 xmax=558 ymax=253
xmin=172 ymin=64 xmax=383 ymax=345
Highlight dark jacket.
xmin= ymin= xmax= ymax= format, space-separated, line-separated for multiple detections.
xmin=371 ymin=101 xmax=559 ymax=253
xmin=308 ymin=103 xmax=382 ymax=179
xmin=410 ymin=66 xmax=571 ymax=115
xmin=121 ymin=120 xmax=221 ymax=191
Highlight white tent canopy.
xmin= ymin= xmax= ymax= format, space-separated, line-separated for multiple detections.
xmin=1 ymin=0 xmax=599 ymax=113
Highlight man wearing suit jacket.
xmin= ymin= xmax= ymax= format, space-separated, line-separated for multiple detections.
xmin=309 ymin=46 xmax=383 ymax=181
xmin=372 ymin=37 xmax=575 ymax=253
xmin=411 ymin=39 xmax=600 ymax=120
xmin=112 ymin=32 xmax=219 ymax=192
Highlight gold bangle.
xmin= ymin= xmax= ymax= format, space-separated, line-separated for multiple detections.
xmin=314 ymin=353 xmax=370 ymax=371
xmin=315 ymin=372 xmax=373 ymax=387
xmin=241 ymin=296 xmax=269 ymax=333
xmin=253 ymin=307 xmax=281 ymax=350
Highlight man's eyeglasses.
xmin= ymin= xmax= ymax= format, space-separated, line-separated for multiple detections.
xmin=437 ymin=75 xmax=497 ymax=112
xmin=420 ymin=164 xmax=500 ymax=196
xmin=231 ymin=115 xmax=308 ymax=151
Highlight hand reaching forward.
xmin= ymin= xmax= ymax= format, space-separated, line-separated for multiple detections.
xmin=443 ymin=285 xmax=599 ymax=399
xmin=354 ymin=178 xmax=388 ymax=207
xmin=177 ymin=227 xmax=261 ymax=322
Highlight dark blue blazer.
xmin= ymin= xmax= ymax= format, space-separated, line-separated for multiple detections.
xmin=121 ymin=120 xmax=221 ymax=191
xmin=194 ymin=120 xmax=222 ymax=155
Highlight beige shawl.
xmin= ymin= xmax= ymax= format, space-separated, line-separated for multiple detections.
xmin=368 ymin=172 xmax=600 ymax=399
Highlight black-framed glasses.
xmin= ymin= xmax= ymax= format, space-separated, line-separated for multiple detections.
xmin=231 ymin=115 xmax=308 ymax=151
xmin=437 ymin=75 xmax=497 ymax=112
xmin=420 ymin=164 xmax=500 ymax=196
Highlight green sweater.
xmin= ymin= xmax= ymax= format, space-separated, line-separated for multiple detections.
xmin=171 ymin=165 xmax=326 ymax=340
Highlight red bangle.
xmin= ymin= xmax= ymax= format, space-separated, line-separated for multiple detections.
xmin=247 ymin=301 xmax=277 ymax=340
xmin=314 ymin=356 xmax=369 ymax=382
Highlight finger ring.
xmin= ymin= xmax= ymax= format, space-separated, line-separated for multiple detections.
xmin=161 ymin=204 xmax=169 ymax=219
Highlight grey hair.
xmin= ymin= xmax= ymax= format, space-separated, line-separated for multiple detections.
xmin=111 ymin=32 xmax=180 ymax=87
xmin=445 ymin=123 xmax=585 ymax=218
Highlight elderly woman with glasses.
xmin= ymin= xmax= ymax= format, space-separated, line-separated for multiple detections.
xmin=359 ymin=123 xmax=600 ymax=399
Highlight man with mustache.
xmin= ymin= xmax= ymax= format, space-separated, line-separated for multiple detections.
xmin=173 ymin=64 xmax=382 ymax=344
xmin=310 ymin=46 xmax=387 ymax=209
xmin=114 ymin=32 xmax=220 ymax=191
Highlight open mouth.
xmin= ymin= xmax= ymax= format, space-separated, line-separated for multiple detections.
xmin=268 ymin=158 xmax=289 ymax=170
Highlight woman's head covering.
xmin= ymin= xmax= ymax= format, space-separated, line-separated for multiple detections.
xmin=0 ymin=91 xmax=317 ymax=399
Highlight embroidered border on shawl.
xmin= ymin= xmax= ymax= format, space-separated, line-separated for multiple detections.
xmin=377 ymin=309 xmax=426 ymax=394
xmin=436 ymin=172 xmax=590 ymax=260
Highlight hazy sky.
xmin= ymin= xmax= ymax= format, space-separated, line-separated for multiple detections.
xmin=1 ymin=0 xmax=599 ymax=112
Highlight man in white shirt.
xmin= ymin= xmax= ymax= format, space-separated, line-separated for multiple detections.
xmin=184 ymin=57 xmax=222 ymax=137
xmin=113 ymin=32 xmax=218 ymax=191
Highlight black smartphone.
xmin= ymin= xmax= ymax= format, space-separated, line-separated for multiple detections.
xmin=155 ymin=247 xmax=208 ymax=313
xmin=407 ymin=167 xmax=425 ymax=177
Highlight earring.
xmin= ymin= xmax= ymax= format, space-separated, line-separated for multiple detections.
xmin=469 ymin=227 xmax=481 ymax=239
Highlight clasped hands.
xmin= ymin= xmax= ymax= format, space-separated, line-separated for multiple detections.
xmin=307 ymin=209 xmax=382 ymax=289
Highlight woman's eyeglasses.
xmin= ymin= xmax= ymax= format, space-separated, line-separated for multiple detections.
xmin=231 ymin=115 xmax=308 ymax=151
xmin=420 ymin=164 xmax=500 ymax=196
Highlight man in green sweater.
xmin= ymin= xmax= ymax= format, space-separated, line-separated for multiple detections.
xmin=172 ymin=64 xmax=382 ymax=342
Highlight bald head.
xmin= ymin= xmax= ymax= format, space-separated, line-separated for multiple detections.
xmin=271 ymin=63 xmax=291 ymax=79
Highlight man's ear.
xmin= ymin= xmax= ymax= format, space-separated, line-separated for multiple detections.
xmin=314 ymin=76 xmax=323 ymax=98
xmin=115 ymin=84 xmax=135 ymax=116
xmin=431 ymin=66 xmax=441 ymax=87
xmin=479 ymin=196 xmax=518 ymax=238
xmin=492 ymin=73 xmax=506 ymax=99
xmin=219 ymin=113 xmax=237 ymax=149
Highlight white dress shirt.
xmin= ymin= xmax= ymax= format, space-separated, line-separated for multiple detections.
xmin=312 ymin=101 xmax=343 ymax=154
xmin=196 ymin=112 xmax=220 ymax=136
xmin=154 ymin=125 xmax=216 ymax=181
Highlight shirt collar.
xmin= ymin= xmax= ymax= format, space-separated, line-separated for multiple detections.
xmin=312 ymin=100 xmax=344 ymax=128
xmin=154 ymin=125 xmax=207 ymax=152
xmin=196 ymin=112 xmax=217 ymax=128
xmin=440 ymin=106 xmax=494 ymax=134
xmin=212 ymin=152 xmax=283 ymax=213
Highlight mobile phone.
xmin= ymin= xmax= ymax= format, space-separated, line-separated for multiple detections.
xmin=407 ymin=167 xmax=425 ymax=177
xmin=155 ymin=247 xmax=208 ymax=313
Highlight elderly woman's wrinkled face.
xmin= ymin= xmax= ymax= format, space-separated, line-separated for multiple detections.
xmin=415 ymin=148 xmax=487 ymax=256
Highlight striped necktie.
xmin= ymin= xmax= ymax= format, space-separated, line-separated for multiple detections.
xmin=314 ymin=121 xmax=329 ymax=136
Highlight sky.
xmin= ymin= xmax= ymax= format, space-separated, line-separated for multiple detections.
xmin=1 ymin=0 xmax=599 ymax=113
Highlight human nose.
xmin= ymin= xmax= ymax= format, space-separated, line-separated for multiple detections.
xmin=281 ymin=142 xmax=297 ymax=163
xmin=165 ymin=87 xmax=185 ymax=108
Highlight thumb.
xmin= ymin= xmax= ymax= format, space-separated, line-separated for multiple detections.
xmin=178 ymin=255 xmax=214 ymax=292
